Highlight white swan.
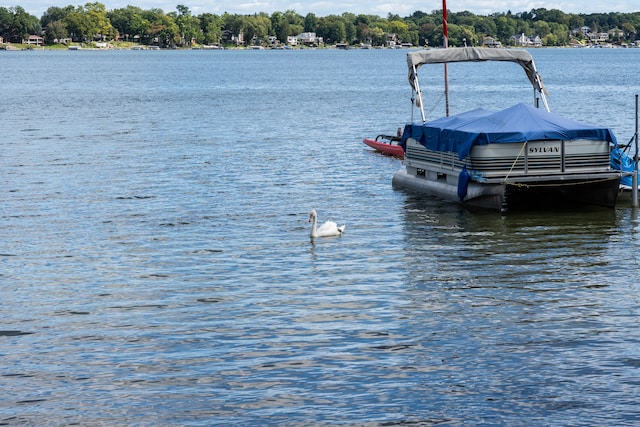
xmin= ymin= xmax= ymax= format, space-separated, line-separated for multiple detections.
xmin=309 ymin=209 xmax=345 ymax=238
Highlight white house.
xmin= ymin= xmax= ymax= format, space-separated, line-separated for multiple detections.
xmin=511 ymin=33 xmax=542 ymax=47
xmin=24 ymin=35 xmax=44 ymax=46
xmin=587 ymin=32 xmax=608 ymax=42
xmin=482 ymin=36 xmax=501 ymax=48
xmin=297 ymin=32 xmax=323 ymax=46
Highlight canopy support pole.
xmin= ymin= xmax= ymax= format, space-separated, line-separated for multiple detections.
xmin=413 ymin=64 xmax=426 ymax=123
xmin=536 ymin=78 xmax=549 ymax=112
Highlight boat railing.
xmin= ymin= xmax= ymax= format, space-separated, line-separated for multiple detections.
xmin=375 ymin=134 xmax=401 ymax=143
xmin=406 ymin=137 xmax=619 ymax=181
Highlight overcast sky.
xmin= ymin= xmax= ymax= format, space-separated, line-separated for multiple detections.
xmin=14 ymin=0 xmax=640 ymax=19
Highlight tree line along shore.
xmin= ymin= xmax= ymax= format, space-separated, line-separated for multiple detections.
xmin=1 ymin=3 xmax=639 ymax=50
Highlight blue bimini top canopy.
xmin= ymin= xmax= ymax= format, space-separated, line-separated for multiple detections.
xmin=401 ymin=103 xmax=618 ymax=160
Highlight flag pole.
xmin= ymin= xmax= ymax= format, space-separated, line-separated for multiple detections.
xmin=443 ymin=0 xmax=450 ymax=117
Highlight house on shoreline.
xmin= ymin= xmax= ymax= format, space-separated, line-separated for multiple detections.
xmin=296 ymin=32 xmax=323 ymax=46
xmin=482 ymin=36 xmax=502 ymax=48
xmin=24 ymin=35 xmax=44 ymax=46
xmin=510 ymin=33 xmax=542 ymax=47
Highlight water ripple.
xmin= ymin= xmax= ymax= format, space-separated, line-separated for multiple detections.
xmin=2 ymin=49 xmax=640 ymax=426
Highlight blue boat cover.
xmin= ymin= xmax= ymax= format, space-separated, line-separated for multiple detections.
xmin=610 ymin=147 xmax=635 ymax=187
xmin=400 ymin=103 xmax=618 ymax=160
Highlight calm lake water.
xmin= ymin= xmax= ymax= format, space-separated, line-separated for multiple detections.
xmin=2 ymin=47 xmax=640 ymax=426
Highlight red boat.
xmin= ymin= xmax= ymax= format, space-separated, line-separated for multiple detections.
xmin=362 ymin=134 xmax=404 ymax=158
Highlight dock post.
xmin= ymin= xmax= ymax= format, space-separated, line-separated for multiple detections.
xmin=634 ymin=95 xmax=639 ymax=208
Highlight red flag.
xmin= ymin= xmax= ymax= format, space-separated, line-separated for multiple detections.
xmin=442 ymin=0 xmax=448 ymax=48
xmin=442 ymin=0 xmax=449 ymax=116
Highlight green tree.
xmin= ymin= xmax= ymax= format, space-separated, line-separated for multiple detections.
xmin=108 ymin=6 xmax=150 ymax=42
xmin=41 ymin=5 xmax=74 ymax=28
xmin=84 ymin=2 xmax=116 ymax=40
xmin=144 ymin=8 xmax=179 ymax=47
xmin=567 ymin=14 xmax=585 ymax=31
xmin=303 ymin=13 xmax=317 ymax=33
xmin=199 ymin=13 xmax=222 ymax=45
xmin=283 ymin=10 xmax=304 ymax=30
xmin=356 ymin=22 xmax=370 ymax=44
xmin=388 ymin=19 xmax=410 ymax=43
xmin=41 ymin=6 xmax=72 ymax=45
xmin=443 ymin=23 xmax=476 ymax=46
xmin=473 ymin=16 xmax=497 ymax=40
xmin=318 ymin=15 xmax=347 ymax=44
xmin=543 ymin=33 xmax=558 ymax=45
xmin=174 ymin=4 xmax=199 ymax=45
xmin=549 ymin=22 xmax=569 ymax=45
xmin=5 ymin=6 xmax=41 ymax=42
xmin=369 ymin=26 xmax=386 ymax=46
xmin=515 ymin=20 xmax=531 ymax=37
xmin=6 ymin=3 xmax=638 ymax=50
xmin=44 ymin=20 xmax=68 ymax=44
xmin=222 ymin=13 xmax=243 ymax=45
xmin=64 ymin=3 xmax=114 ymax=42
xmin=271 ymin=11 xmax=290 ymax=42
xmin=0 ymin=7 xmax=15 ymax=40
xmin=495 ymin=15 xmax=517 ymax=43
xmin=533 ymin=8 xmax=568 ymax=25
xmin=243 ymin=14 xmax=271 ymax=46
xmin=621 ymin=22 xmax=636 ymax=39
xmin=342 ymin=13 xmax=357 ymax=43
xmin=451 ymin=10 xmax=477 ymax=27
xmin=64 ymin=7 xmax=90 ymax=42
xmin=418 ymin=20 xmax=436 ymax=46
xmin=534 ymin=20 xmax=551 ymax=37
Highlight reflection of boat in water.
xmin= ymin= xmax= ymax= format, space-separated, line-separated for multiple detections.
xmin=362 ymin=131 xmax=404 ymax=158
xmin=389 ymin=47 xmax=627 ymax=213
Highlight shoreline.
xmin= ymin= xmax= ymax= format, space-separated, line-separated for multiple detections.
xmin=3 ymin=42 xmax=639 ymax=51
